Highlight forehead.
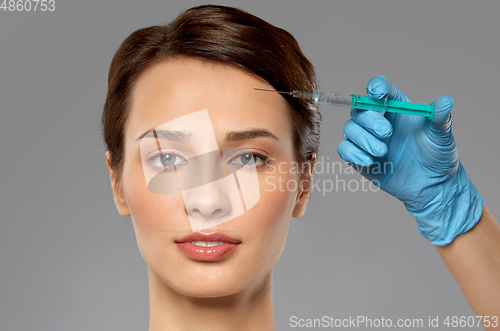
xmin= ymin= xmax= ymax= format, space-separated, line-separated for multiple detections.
xmin=125 ymin=57 xmax=293 ymax=144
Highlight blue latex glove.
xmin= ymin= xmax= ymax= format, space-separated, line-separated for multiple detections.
xmin=338 ymin=75 xmax=484 ymax=246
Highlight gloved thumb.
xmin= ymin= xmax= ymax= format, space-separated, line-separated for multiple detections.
xmin=429 ymin=95 xmax=454 ymax=132
xmin=425 ymin=95 xmax=458 ymax=170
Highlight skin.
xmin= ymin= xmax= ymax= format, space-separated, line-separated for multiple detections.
xmin=436 ymin=206 xmax=500 ymax=330
xmin=105 ymin=57 xmax=313 ymax=331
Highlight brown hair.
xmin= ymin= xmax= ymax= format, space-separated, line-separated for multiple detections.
xmin=102 ymin=4 xmax=321 ymax=194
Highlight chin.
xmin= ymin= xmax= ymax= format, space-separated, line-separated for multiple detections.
xmin=168 ymin=274 xmax=251 ymax=299
xmin=152 ymin=259 xmax=269 ymax=299
xmin=179 ymin=285 xmax=242 ymax=298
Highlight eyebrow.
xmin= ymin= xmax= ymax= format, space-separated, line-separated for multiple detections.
xmin=136 ymin=129 xmax=191 ymax=141
xmin=137 ymin=128 xmax=278 ymax=142
xmin=225 ymin=128 xmax=278 ymax=141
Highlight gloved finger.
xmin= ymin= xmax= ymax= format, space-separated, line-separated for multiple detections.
xmin=429 ymin=95 xmax=454 ymax=132
xmin=366 ymin=75 xmax=411 ymax=102
xmin=343 ymin=119 xmax=388 ymax=157
xmin=350 ymin=108 xmax=393 ymax=139
xmin=338 ymin=139 xmax=374 ymax=166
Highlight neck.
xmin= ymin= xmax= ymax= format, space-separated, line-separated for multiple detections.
xmin=148 ymin=268 xmax=276 ymax=331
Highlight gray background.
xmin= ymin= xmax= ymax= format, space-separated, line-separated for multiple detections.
xmin=1 ymin=0 xmax=499 ymax=330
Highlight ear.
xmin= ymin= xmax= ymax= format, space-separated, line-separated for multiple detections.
xmin=105 ymin=151 xmax=131 ymax=217
xmin=292 ymin=153 xmax=316 ymax=218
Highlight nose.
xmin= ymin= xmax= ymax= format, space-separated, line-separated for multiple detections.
xmin=183 ymin=181 xmax=232 ymax=220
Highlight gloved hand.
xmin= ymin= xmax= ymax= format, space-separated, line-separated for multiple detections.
xmin=338 ymin=75 xmax=484 ymax=246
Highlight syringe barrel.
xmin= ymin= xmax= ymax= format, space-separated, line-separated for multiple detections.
xmin=293 ymin=90 xmax=388 ymax=115
xmin=313 ymin=91 xmax=354 ymax=108
xmin=352 ymin=95 xmax=389 ymax=115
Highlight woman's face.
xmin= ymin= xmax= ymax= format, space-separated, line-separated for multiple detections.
xmin=106 ymin=57 xmax=312 ymax=297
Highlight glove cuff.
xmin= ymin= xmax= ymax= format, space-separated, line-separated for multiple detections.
xmin=415 ymin=162 xmax=484 ymax=246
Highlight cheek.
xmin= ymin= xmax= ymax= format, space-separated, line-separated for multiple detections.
xmin=121 ymin=161 xmax=190 ymax=251
xmin=245 ymin=169 xmax=299 ymax=264
xmin=260 ymin=171 xmax=297 ymax=221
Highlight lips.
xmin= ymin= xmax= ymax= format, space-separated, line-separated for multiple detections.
xmin=175 ymin=231 xmax=241 ymax=262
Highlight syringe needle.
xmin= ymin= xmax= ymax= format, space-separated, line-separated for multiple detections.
xmin=253 ymin=88 xmax=292 ymax=95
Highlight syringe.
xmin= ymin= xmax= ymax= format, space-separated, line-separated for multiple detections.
xmin=254 ymin=88 xmax=433 ymax=119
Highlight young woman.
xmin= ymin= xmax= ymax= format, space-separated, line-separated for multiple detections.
xmin=102 ymin=5 xmax=500 ymax=330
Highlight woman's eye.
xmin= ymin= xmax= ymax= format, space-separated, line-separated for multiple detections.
xmin=231 ymin=152 xmax=265 ymax=166
xmin=149 ymin=153 xmax=186 ymax=169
